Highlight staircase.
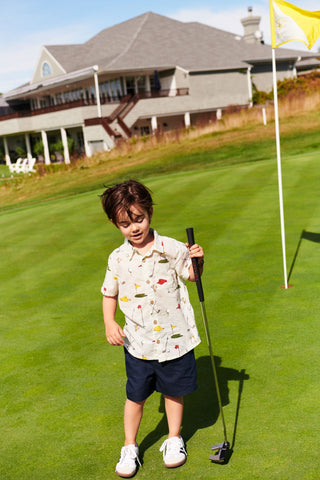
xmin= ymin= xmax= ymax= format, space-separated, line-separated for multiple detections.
xmin=106 ymin=94 xmax=140 ymax=139
xmin=85 ymin=93 xmax=141 ymax=142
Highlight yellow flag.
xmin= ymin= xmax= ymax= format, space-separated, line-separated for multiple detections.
xmin=270 ymin=0 xmax=320 ymax=49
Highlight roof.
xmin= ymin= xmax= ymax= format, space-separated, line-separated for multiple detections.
xmin=45 ymin=12 xmax=316 ymax=74
xmin=4 ymin=11 xmax=319 ymax=99
xmin=0 ymin=95 xmax=9 ymax=107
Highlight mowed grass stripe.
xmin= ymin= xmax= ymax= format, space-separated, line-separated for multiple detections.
xmin=210 ymin=153 xmax=320 ymax=477
xmin=2 ymin=159 xmax=320 ymax=479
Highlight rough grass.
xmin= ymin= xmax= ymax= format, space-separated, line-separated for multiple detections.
xmin=2 ymin=103 xmax=320 ymax=212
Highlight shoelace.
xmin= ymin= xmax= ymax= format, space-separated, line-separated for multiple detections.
xmin=120 ymin=445 xmax=142 ymax=466
xmin=159 ymin=437 xmax=187 ymax=456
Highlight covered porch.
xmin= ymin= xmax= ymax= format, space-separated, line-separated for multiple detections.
xmin=1 ymin=126 xmax=86 ymax=166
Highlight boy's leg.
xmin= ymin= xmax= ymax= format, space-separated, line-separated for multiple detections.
xmin=160 ymin=395 xmax=186 ymax=468
xmin=124 ymin=398 xmax=145 ymax=446
xmin=164 ymin=395 xmax=183 ymax=438
xmin=115 ymin=399 xmax=145 ymax=477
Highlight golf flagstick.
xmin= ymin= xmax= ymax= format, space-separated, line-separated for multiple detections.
xmin=186 ymin=227 xmax=230 ymax=463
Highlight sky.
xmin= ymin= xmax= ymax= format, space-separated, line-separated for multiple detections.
xmin=1 ymin=0 xmax=320 ymax=94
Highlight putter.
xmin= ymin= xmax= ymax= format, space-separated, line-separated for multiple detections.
xmin=186 ymin=227 xmax=230 ymax=463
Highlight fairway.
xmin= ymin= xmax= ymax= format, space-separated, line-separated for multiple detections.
xmin=1 ymin=152 xmax=320 ymax=479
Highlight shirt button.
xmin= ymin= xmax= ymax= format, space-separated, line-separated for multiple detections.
xmin=150 ymin=300 xmax=154 ymax=305
xmin=153 ymin=320 xmax=158 ymax=325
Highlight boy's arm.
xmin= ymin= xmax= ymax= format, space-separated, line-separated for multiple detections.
xmin=102 ymin=295 xmax=125 ymax=346
xmin=187 ymin=243 xmax=204 ymax=282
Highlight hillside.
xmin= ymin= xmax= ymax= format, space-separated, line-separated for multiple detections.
xmin=1 ymin=86 xmax=320 ymax=211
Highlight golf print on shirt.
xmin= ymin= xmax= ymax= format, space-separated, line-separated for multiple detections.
xmin=101 ymin=230 xmax=201 ymax=362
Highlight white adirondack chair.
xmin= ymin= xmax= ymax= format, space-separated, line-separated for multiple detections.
xmin=9 ymin=158 xmax=23 ymax=173
xmin=16 ymin=158 xmax=29 ymax=173
xmin=8 ymin=157 xmax=37 ymax=174
xmin=26 ymin=158 xmax=36 ymax=173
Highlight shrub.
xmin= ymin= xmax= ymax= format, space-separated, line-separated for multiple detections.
xmin=15 ymin=146 xmax=27 ymax=157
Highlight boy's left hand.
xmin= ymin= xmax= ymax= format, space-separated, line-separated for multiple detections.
xmin=186 ymin=243 xmax=204 ymax=282
xmin=186 ymin=243 xmax=204 ymax=262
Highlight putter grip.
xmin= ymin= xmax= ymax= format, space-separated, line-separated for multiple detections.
xmin=186 ymin=228 xmax=204 ymax=302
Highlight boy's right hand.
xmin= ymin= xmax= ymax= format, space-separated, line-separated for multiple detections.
xmin=105 ymin=320 xmax=125 ymax=346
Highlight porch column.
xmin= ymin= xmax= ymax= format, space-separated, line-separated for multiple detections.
xmin=151 ymin=116 xmax=158 ymax=132
xmin=145 ymin=75 xmax=151 ymax=93
xmin=169 ymin=76 xmax=176 ymax=97
xmin=3 ymin=137 xmax=11 ymax=165
xmin=294 ymin=56 xmax=301 ymax=78
xmin=41 ymin=130 xmax=51 ymax=164
xmin=93 ymin=65 xmax=102 ymax=118
xmin=184 ymin=112 xmax=191 ymax=128
xmin=25 ymin=133 xmax=32 ymax=161
xmin=247 ymin=67 xmax=253 ymax=107
xmin=82 ymin=125 xmax=91 ymax=157
xmin=60 ymin=128 xmax=70 ymax=164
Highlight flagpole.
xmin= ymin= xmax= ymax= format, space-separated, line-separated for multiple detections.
xmin=272 ymin=48 xmax=288 ymax=289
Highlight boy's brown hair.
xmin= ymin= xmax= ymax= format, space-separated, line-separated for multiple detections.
xmin=100 ymin=179 xmax=154 ymax=224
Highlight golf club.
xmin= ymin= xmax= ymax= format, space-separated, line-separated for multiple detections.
xmin=186 ymin=227 xmax=230 ymax=463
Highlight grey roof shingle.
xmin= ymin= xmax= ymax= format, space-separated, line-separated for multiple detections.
xmin=5 ymin=11 xmax=318 ymax=99
xmin=45 ymin=11 xmax=316 ymax=75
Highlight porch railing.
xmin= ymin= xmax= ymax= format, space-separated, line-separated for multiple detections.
xmin=0 ymin=88 xmax=189 ymax=122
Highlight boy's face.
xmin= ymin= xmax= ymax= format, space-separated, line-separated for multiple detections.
xmin=115 ymin=204 xmax=153 ymax=250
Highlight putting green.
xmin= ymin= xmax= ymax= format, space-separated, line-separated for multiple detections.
xmin=1 ymin=154 xmax=320 ymax=479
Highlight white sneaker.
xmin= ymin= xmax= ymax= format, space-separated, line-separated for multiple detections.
xmin=159 ymin=436 xmax=187 ymax=468
xmin=115 ymin=444 xmax=141 ymax=478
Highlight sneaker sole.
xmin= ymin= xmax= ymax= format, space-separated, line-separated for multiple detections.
xmin=164 ymin=456 xmax=186 ymax=468
xmin=115 ymin=468 xmax=137 ymax=478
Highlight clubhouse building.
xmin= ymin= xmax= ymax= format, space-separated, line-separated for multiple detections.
xmin=0 ymin=9 xmax=318 ymax=165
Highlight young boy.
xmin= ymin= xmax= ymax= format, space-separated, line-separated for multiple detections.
xmin=100 ymin=180 xmax=204 ymax=478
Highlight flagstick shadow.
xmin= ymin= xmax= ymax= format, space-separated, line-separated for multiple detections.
xmin=138 ymin=356 xmax=249 ymax=463
xmin=288 ymin=229 xmax=320 ymax=283
xmin=231 ymin=369 xmax=246 ymax=450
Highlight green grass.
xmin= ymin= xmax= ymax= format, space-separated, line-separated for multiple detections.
xmin=1 ymin=146 xmax=320 ymax=479
xmin=2 ymin=109 xmax=320 ymax=212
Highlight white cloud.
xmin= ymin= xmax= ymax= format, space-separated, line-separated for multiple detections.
xmin=0 ymin=23 xmax=96 ymax=93
xmin=169 ymin=5 xmax=270 ymax=38
xmin=169 ymin=4 xmax=320 ymax=52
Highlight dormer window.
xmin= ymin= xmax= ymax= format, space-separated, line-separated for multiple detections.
xmin=42 ymin=61 xmax=52 ymax=77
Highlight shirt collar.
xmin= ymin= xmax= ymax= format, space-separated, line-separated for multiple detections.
xmin=123 ymin=229 xmax=164 ymax=259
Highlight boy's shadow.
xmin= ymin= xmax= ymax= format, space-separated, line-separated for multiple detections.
xmin=139 ymin=356 xmax=249 ymax=461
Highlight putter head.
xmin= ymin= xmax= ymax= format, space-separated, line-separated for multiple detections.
xmin=209 ymin=441 xmax=230 ymax=464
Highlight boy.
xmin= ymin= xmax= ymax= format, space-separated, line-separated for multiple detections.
xmin=100 ymin=180 xmax=204 ymax=478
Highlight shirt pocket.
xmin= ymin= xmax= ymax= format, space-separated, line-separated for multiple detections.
xmin=154 ymin=259 xmax=179 ymax=294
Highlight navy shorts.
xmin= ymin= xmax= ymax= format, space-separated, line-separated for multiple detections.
xmin=124 ymin=348 xmax=197 ymax=402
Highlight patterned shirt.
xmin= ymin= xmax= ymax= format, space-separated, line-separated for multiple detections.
xmin=101 ymin=229 xmax=201 ymax=362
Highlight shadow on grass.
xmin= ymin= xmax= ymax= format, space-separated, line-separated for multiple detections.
xmin=139 ymin=356 xmax=249 ymax=463
xmin=288 ymin=230 xmax=320 ymax=283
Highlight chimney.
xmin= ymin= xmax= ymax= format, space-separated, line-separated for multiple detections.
xmin=241 ymin=7 xmax=264 ymax=44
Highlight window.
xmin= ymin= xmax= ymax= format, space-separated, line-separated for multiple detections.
xmin=30 ymin=98 xmax=38 ymax=110
xmin=110 ymin=80 xmax=118 ymax=100
xmin=56 ymin=93 xmax=63 ymax=104
xmin=105 ymin=82 xmax=112 ymax=99
xmin=116 ymin=78 xmax=123 ymax=97
xmin=140 ymin=126 xmax=150 ymax=136
xmin=42 ymin=62 xmax=52 ymax=77
xmin=126 ymin=77 xmax=135 ymax=95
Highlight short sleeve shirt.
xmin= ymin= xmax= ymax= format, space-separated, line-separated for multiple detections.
xmin=101 ymin=229 xmax=201 ymax=362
